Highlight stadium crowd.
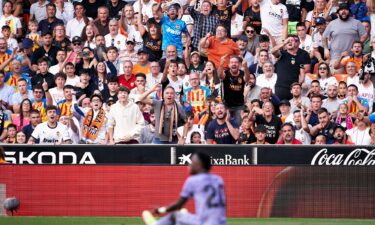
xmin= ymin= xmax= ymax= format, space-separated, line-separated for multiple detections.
xmin=0 ymin=0 xmax=374 ymax=145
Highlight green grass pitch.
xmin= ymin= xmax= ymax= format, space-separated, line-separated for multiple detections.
xmin=1 ymin=217 xmax=375 ymax=225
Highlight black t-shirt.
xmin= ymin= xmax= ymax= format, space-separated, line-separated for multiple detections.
xmin=143 ymin=32 xmax=163 ymax=62
xmin=159 ymin=57 xmax=185 ymax=72
xmin=243 ymin=8 xmax=262 ymax=34
xmin=206 ymin=118 xmax=239 ymax=144
xmin=255 ymin=115 xmax=282 ymax=144
xmin=101 ymin=88 xmax=118 ymax=103
xmin=315 ymin=122 xmax=337 ymax=144
xmin=31 ymin=46 xmax=59 ymax=66
xmin=107 ymin=1 xmax=126 ymax=19
xmin=238 ymin=131 xmax=255 ymax=144
xmin=301 ymin=0 xmax=314 ymax=14
xmin=31 ymin=72 xmax=56 ymax=89
xmin=52 ymin=38 xmax=71 ymax=51
xmin=281 ymin=0 xmax=305 ymax=22
xmin=275 ymin=49 xmax=310 ymax=89
xmin=249 ymin=63 xmax=263 ymax=75
xmin=223 ymin=70 xmax=245 ymax=107
xmin=212 ymin=5 xmax=233 ymax=36
xmin=83 ymin=0 xmax=105 ymax=19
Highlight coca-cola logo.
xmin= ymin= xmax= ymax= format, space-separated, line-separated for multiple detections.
xmin=311 ymin=148 xmax=375 ymax=165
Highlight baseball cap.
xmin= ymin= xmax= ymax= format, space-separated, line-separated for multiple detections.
xmin=236 ymin=35 xmax=248 ymax=43
xmin=279 ymin=99 xmax=291 ymax=107
xmin=337 ymin=3 xmax=350 ymax=12
xmin=191 ymin=51 xmax=200 ymax=56
xmin=137 ymin=47 xmax=149 ymax=54
xmin=333 ymin=124 xmax=346 ymax=133
xmin=126 ymin=37 xmax=135 ymax=44
xmin=314 ymin=17 xmax=326 ymax=25
xmin=72 ymin=36 xmax=82 ymax=44
xmin=22 ymin=38 xmax=33 ymax=49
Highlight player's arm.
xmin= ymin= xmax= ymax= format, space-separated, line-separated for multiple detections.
xmin=155 ymin=197 xmax=188 ymax=214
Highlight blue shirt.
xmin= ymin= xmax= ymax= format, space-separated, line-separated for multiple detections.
xmin=206 ymin=118 xmax=239 ymax=144
xmin=161 ymin=16 xmax=188 ymax=55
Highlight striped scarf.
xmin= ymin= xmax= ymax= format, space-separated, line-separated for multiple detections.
xmin=159 ymin=102 xmax=178 ymax=142
xmin=335 ymin=116 xmax=354 ymax=130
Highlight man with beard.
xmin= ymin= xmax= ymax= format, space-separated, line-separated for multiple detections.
xmin=73 ymin=94 xmax=108 ymax=144
xmin=243 ymin=0 xmax=261 ymax=34
xmin=160 ymin=3 xmax=189 ymax=58
xmin=333 ymin=124 xmax=353 ymax=145
xmin=93 ymin=6 xmax=110 ymax=36
xmin=289 ymin=82 xmax=310 ymax=112
xmin=244 ymin=73 xmax=261 ymax=102
xmin=323 ymin=3 xmax=367 ymax=67
xmin=310 ymin=108 xmax=336 ymax=144
xmin=358 ymin=72 xmax=375 ymax=113
xmin=322 ymin=84 xmax=341 ymax=115
xmin=259 ymin=0 xmax=288 ymax=44
xmin=28 ymin=105 xmax=71 ymax=144
xmin=219 ymin=55 xmax=249 ymax=124
xmin=104 ymin=19 xmax=127 ymax=51
xmin=140 ymin=108 xmax=156 ymax=144
xmin=159 ymin=44 xmax=185 ymax=71
xmin=292 ymin=108 xmax=311 ymax=144
xmin=31 ymin=32 xmax=58 ymax=70
xmin=139 ymin=84 xmax=186 ymax=144
xmin=272 ymin=35 xmax=310 ymax=100
xmin=250 ymin=101 xmax=282 ymax=144
xmin=206 ymin=103 xmax=240 ymax=144
xmin=38 ymin=3 xmax=64 ymax=35
xmin=276 ymin=122 xmax=302 ymax=144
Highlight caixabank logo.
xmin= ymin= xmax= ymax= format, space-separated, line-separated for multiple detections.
xmin=178 ymin=153 xmax=251 ymax=165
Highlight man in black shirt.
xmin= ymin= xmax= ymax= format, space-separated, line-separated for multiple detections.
xmin=31 ymin=57 xmax=56 ymax=90
xmin=243 ymin=0 xmax=262 ymax=34
xmin=310 ymin=108 xmax=336 ymax=144
xmin=219 ymin=55 xmax=249 ymax=124
xmin=38 ymin=3 xmax=64 ymax=35
xmin=31 ymin=32 xmax=59 ymax=71
xmin=272 ymin=35 xmax=310 ymax=100
xmin=82 ymin=0 xmax=105 ymax=19
xmin=107 ymin=0 xmax=126 ymax=19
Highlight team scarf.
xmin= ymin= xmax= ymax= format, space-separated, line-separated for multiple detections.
xmin=335 ymin=115 xmax=354 ymax=130
xmin=0 ymin=110 xmax=4 ymax=135
xmin=159 ymin=102 xmax=178 ymax=142
xmin=81 ymin=108 xmax=106 ymax=141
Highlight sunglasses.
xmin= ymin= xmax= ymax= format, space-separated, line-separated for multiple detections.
xmin=318 ymin=67 xmax=328 ymax=70
xmin=246 ymin=30 xmax=255 ymax=34
xmin=126 ymin=42 xmax=135 ymax=45
xmin=73 ymin=43 xmax=81 ymax=46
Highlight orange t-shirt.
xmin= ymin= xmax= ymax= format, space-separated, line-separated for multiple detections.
xmin=207 ymin=36 xmax=240 ymax=69
xmin=132 ymin=64 xmax=151 ymax=75
xmin=341 ymin=56 xmax=363 ymax=73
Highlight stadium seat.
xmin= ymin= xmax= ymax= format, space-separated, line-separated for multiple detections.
xmin=306 ymin=73 xmax=318 ymax=81
xmin=333 ymin=74 xmax=348 ymax=83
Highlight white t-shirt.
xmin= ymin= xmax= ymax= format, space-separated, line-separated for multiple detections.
xmin=127 ymin=28 xmax=143 ymax=51
xmin=231 ymin=13 xmax=244 ymax=38
xmin=346 ymin=75 xmax=360 ymax=88
xmin=0 ymin=15 xmax=21 ymax=36
xmin=319 ymin=77 xmax=337 ymax=97
xmin=260 ymin=0 xmax=288 ymax=37
xmin=180 ymin=75 xmax=191 ymax=92
xmin=105 ymin=33 xmax=127 ymax=51
xmin=346 ymin=127 xmax=371 ymax=145
xmin=299 ymin=35 xmax=313 ymax=53
xmin=66 ymin=18 xmax=87 ymax=40
xmin=49 ymin=87 xmax=65 ymax=106
xmin=167 ymin=76 xmax=183 ymax=101
xmin=30 ymin=1 xmax=49 ymax=23
xmin=31 ymin=122 xmax=71 ymax=144
xmin=358 ymin=83 xmax=375 ymax=113
xmin=256 ymin=73 xmax=278 ymax=93
xmin=177 ymin=124 xmax=205 ymax=144
xmin=294 ymin=126 xmax=312 ymax=145
xmin=133 ymin=0 xmax=155 ymax=19
xmin=66 ymin=75 xmax=80 ymax=87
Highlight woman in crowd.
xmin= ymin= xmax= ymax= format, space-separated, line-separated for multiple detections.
xmin=317 ymin=62 xmax=337 ymax=97
xmin=200 ymin=61 xmax=222 ymax=101
xmin=11 ymin=98 xmax=31 ymax=131
xmin=335 ymin=103 xmax=355 ymax=130
xmin=15 ymin=130 xmax=26 ymax=144
xmin=81 ymin=24 xmax=98 ymax=49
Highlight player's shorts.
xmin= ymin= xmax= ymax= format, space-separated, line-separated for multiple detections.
xmin=175 ymin=211 xmax=199 ymax=225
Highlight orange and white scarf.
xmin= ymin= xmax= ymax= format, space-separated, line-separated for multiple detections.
xmin=81 ymin=108 xmax=106 ymax=141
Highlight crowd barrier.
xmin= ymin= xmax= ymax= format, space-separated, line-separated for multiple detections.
xmin=1 ymin=145 xmax=375 ymax=218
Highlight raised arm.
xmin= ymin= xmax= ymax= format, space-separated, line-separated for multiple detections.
xmin=218 ymin=54 xmax=228 ymax=80
xmin=138 ymin=1 xmax=147 ymax=36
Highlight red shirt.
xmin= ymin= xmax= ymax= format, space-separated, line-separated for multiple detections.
xmin=276 ymin=139 xmax=302 ymax=144
xmin=334 ymin=140 xmax=354 ymax=144
xmin=118 ymin=74 xmax=136 ymax=90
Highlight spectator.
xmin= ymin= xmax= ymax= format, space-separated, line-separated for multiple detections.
xmin=140 ymin=108 xmax=156 ymax=144
xmin=52 ymin=24 xmax=71 ymax=51
xmin=159 ymin=44 xmax=184 ymax=71
xmin=272 ymin=35 xmax=310 ymax=100
xmin=362 ymin=20 xmax=371 ymax=54
xmin=82 ymin=24 xmax=98 ymax=49
xmin=256 ymin=61 xmax=277 ymax=93
xmin=305 ymin=0 xmax=331 ymax=35
xmin=238 ymin=115 xmax=255 ymax=144
xmin=183 ymin=72 xmax=210 ymax=114
xmin=296 ymin=22 xmax=312 ymax=53
xmin=75 ymin=70 xmax=97 ymax=99
xmin=160 ymin=2 xmax=189 ymax=57
xmin=83 ymin=0 xmax=105 ymax=19
xmin=0 ymin=1 xmax=22 ymax=38
xmin=93 ymin=6 xmax=110 ymax=36
xmin=137 ymin=13 xmax=162 ymax=62
xmin=0 ymin=70 xmax=14 ymax=109
xmin=133 ymin=48 xmax=151 ymax=75
xmin=249 ymin=49 xmax=268 ymax=76
xmin=243 ymin=24 xmax=259 ymax=56
xmin=259 ymin=0 xmax=288 ymax=44
xmin=358 ymin=72 xmax=374 ymax=113
xmin=243 ymin=0 xmax=262 ymax=34
xmin=236 ymin=35 xmax=254 ymax=66
xmin=38 ymin=3 xmax=64 ymax=35
xmin=311 ymin=17 xmax=327 ymax=63
xmin=323 ymin=3 xmax=367 ymax=70
xmin=28 ymin=105 xmax=71 ymax=144
xmin=334 ymin=103 xmax=355 ymax=130
xmin=139 ymin=84 xmax=186 ymax=144
xmin=219 ymin=55 xmax=249 ymax=124
xmin=31 ymin=32 xmax=58 ymax=69
xmin=31 ymin=57 xmax=55 ymax=90
xmin=108 ymin=86 xmax=145 ymax=144
xmin=105 ymin=19 xmax=126 ymax=51
xmin=56 ymin=85 xmax=75 ymax=117
xmin=118 ymin=60 xmax=136 ymax=90
xmin=292 ymin=108 xmax=311 ymax=144
xmin=190 ymin=131 xmax=203 ymax=144
xmin=322 ymin=84 xmax=341 ymax=115
xmin=10 ymin=78 xmax=33 ymax=113
xmin=64 ymin=63 xmax=80 ymax=86
xmin=66 ymin=3 xmax=89 ymax=40
xmin=188 ymin=0 xmax=219 ymax=51
xmin=206 ymin=103 xmax=240 ymax=144
xmin=2 ymin=123 xmax=16 ymax=143
xmin=346 ymin=114 xmax=371 ymax=145
xmin=146 ymin=61 xmax=162 ymax=93
xmin=289 ymin=82 xmax=310 ymax=112
xmin=177 ymin=111 xmax=205 ymax=144
xmin=202 ymin=25 xmax=240 ymax=69
xmin=250 ymin=101 xmax=282 ymax=144
xmin=129 ymin=73 xmax=148 ymax=102
xmin=15 ymin=130 xmax=26 ymax=144
xmin=101 ymin=76 xmax=119 ymax=103
xmin=343 ymin=84 xmax=369 ymax=115
xmin=2 ymin=25 xmax=18 ymax=49
xmin=107 ymin=0 xmax=126 ymax=19
xmin=334 ymin=41 xmax=364 ymax=73
xmin=54 ymin=0 xmax=74 ymax=24
xmin=30 ymin=0 xmax=48 ymax=23
xmin=278 ymin=99 xmax=293 ymax=123
xmin=160 ymin=60 xmax=183 ymax=102
xmin=317 ymin=62 xmax=337 ymax=97
xmin=276 ymin=122 xmax=302 ymax=144
xmin=212 ymin=0 xmax=241 ymax=37
xmin=251 ymin=124 xmax=269 ymax=144
xmin=244 ymin=73 xmax=261 ymax=102
xmin=5 ymin=59 xmax=31 ymax=91
xmin=0 ymin=37 xmax=14 ymax=73
xmin=333 ymin=124 xmax=353 ymax=144
xmin=310 ymin=108 xmax=336 ymax=144
xmin=314 ymin=134 xmax=326 ymax=144
xmin=11 ymin=98 xmax=31 ymax=131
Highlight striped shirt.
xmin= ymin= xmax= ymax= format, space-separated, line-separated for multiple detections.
xmin=183 ymin=86 xmax=211 ymax=114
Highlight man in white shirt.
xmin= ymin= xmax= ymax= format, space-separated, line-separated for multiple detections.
xmin=28 ymin=105 xmax=72 ymax=144
xmin=256 ymin=61 xmax=277 ymax=93
xmin=0 ymin=71 xmax=14 ymax=109
xmin=108 ymin=86 xmax=145 ymax=144
xmin=30 ymin=0 xmax=49 ymax=23
xmin=133 ymin=0 xmax=155 ymax=19
xmin=259 ymin=0 xmax=288 ymax=44
xmin=55 ymin=0 xmax=74 ymax=24
xmin=358 ymin=72 xmax=375 ymax=113
xmin=146 ymin=61 xmax=162 ymax=97
xmin=296 ymin=22 xmax=312 ymax=53
xmin=105 ymin=19 xmax=127 ymax=51
xmin=66 ymin=3 xmax=88 ymax=40
xmin=346 ymin=61 xmax=360 ymax=87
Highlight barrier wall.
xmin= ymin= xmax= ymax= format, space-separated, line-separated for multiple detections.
xmin=1 ymin=165 xmax=375 ymax=218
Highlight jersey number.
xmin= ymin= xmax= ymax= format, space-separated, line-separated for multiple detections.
xmin=203 ymin=184 xmax=225 ymax=208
